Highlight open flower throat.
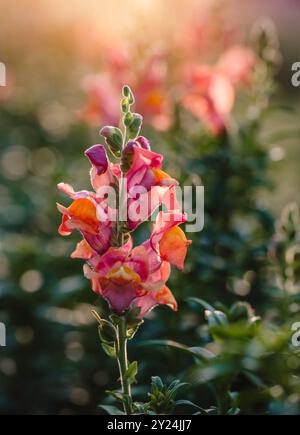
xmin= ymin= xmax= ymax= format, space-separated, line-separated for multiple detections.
xmin=57 ymin=86 xmax=191 ymax=318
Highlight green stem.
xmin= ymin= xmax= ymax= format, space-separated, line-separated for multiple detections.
xmin=116 ymin=317 xmax=132 ymax=415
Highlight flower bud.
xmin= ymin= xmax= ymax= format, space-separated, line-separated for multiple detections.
xmin=123 ymin=140 xmax=140 ymax=155
xmin=100 ymin=126 xmax=123 ymax=158
xmin=136 ymin=136 xmax=151 ymax=150
xmin=122 ymin=85 xmax=135 ymax=105
xmin=124 ymin=112 xmax=143 ymax=139
xmin=121 ymin=97 xmax=130 ymax=113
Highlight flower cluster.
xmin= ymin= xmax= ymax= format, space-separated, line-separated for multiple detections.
xmin=58 ymin=86 xmax=191 ymax=318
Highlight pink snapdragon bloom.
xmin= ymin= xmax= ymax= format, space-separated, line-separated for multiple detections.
xmin=80 ymin=74 xmax=121 ymax=127
xmin=183 ymin=45 xmax=256 ymax=134
xmin=58 ymin=85 xmax=191 ymax=318
xmin=82 ymin=212 xmax=190 ymax=317
xmin=217 ymin=45 xmax=256 ymax=86
xmin=183 ymin=65 xmax=235 ymax=135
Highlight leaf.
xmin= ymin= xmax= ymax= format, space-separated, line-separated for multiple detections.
xmin=98 ymin=320 xmax=117 ymax=345
xmin=229 ymin=302 xmax=253 ymax=322
xmin=124 ymin=361 xmax=138 ymax=385
xmin=99 ymin=405 xmax=125 ymax=415
xmin=126 ymin=320 xmax=144 ymax=340
xmin=166 ymin=380 xmax=188 ymax=400
xmin=188 ymin=297 xmax=216 ymax=312
xmin=227 ymin=408 xmax=241 ymax=415
xmin=205 ymin=309 xmax=228 ymax=327
xmin=175 ymin=400 xmax=209 ymax=415
xmin=189 ymin=347 xmax=216 ymax=360
xmin=151 ymin=376 xmax=164 ymax=390
xmin=101 ymin=342 xmax=116 ymax=358
xmin=243 ymin=370 xmax=267 ymax=388
xmin=106 ymin=390 xmax=132 ymax=410
xmin=139 ymin=340 xmax=215 ymax=361
xmin=106 ymin=390 xmax=125 ymax=402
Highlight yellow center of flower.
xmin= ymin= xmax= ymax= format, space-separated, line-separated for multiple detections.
xmin=106 ymin=266 xmax=141 ymax=285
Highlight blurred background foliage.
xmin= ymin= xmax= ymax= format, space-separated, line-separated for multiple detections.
xmin=1 ymin=0 xmax=300 ymax=415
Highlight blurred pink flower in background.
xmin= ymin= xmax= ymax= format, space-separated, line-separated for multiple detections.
xmin=80 ymin=48 xmax=171 ymax=131
xmin=183 ymin=45 xmax=256 ymax=134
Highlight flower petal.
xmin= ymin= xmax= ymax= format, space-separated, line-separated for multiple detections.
xmin=57 ymin=198 xmax=99 ymax=236
xmin=83 ymin=264 xmax=103 ymax=295
xmin=151 ymin=211 xmax=187 ymax=246
xmin=133 ymin=285 xmax=177 ymax=318
xmin=85 ymin=144 xmax=108 ymax=175
xmin=71 ymin=239 xmax=94 ymax=259
xmin=159 ymin=226 xmax=192 ymax=270
xmin=57 ymin=183 xmax=93 ymax=199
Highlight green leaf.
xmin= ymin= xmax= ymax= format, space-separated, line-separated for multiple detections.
xmin=126 ymin=319 xmax=143 ymax=340
xmin=139 ymin=340 xmax=215 ymax=361
xmin=99 ymin=405 xmax=125 ymax=415
xmin=189 ymin=347 xmax=216 ymax=360
xmin=151 ymin=376 xmax=164 ymax=390
xmin=243 ymin=371 xmax=267 ymax=388
xmin=227 ymin=408 xmax=241 ymax=415
xmin=101 ymin=342 xmax=116 ymax=358
xmin=188 ymin=297 xmax=216 ymax=312
xmin=205 ymin=309 xmax=228 ymax=327
xmin=98 ymin=320 xmax=117 ymax=344
xmin=175 ymin=400 xmax=209 ymax=415
xmin=106 ymin=390 xmax=132 ymax=408
xmin=166 ymin=380 xmax=188 ymax=400
xmin=124 ymin=361 xmax=138 ymax=385
xmin=229 ymin=302 xmax=253 ymax=322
